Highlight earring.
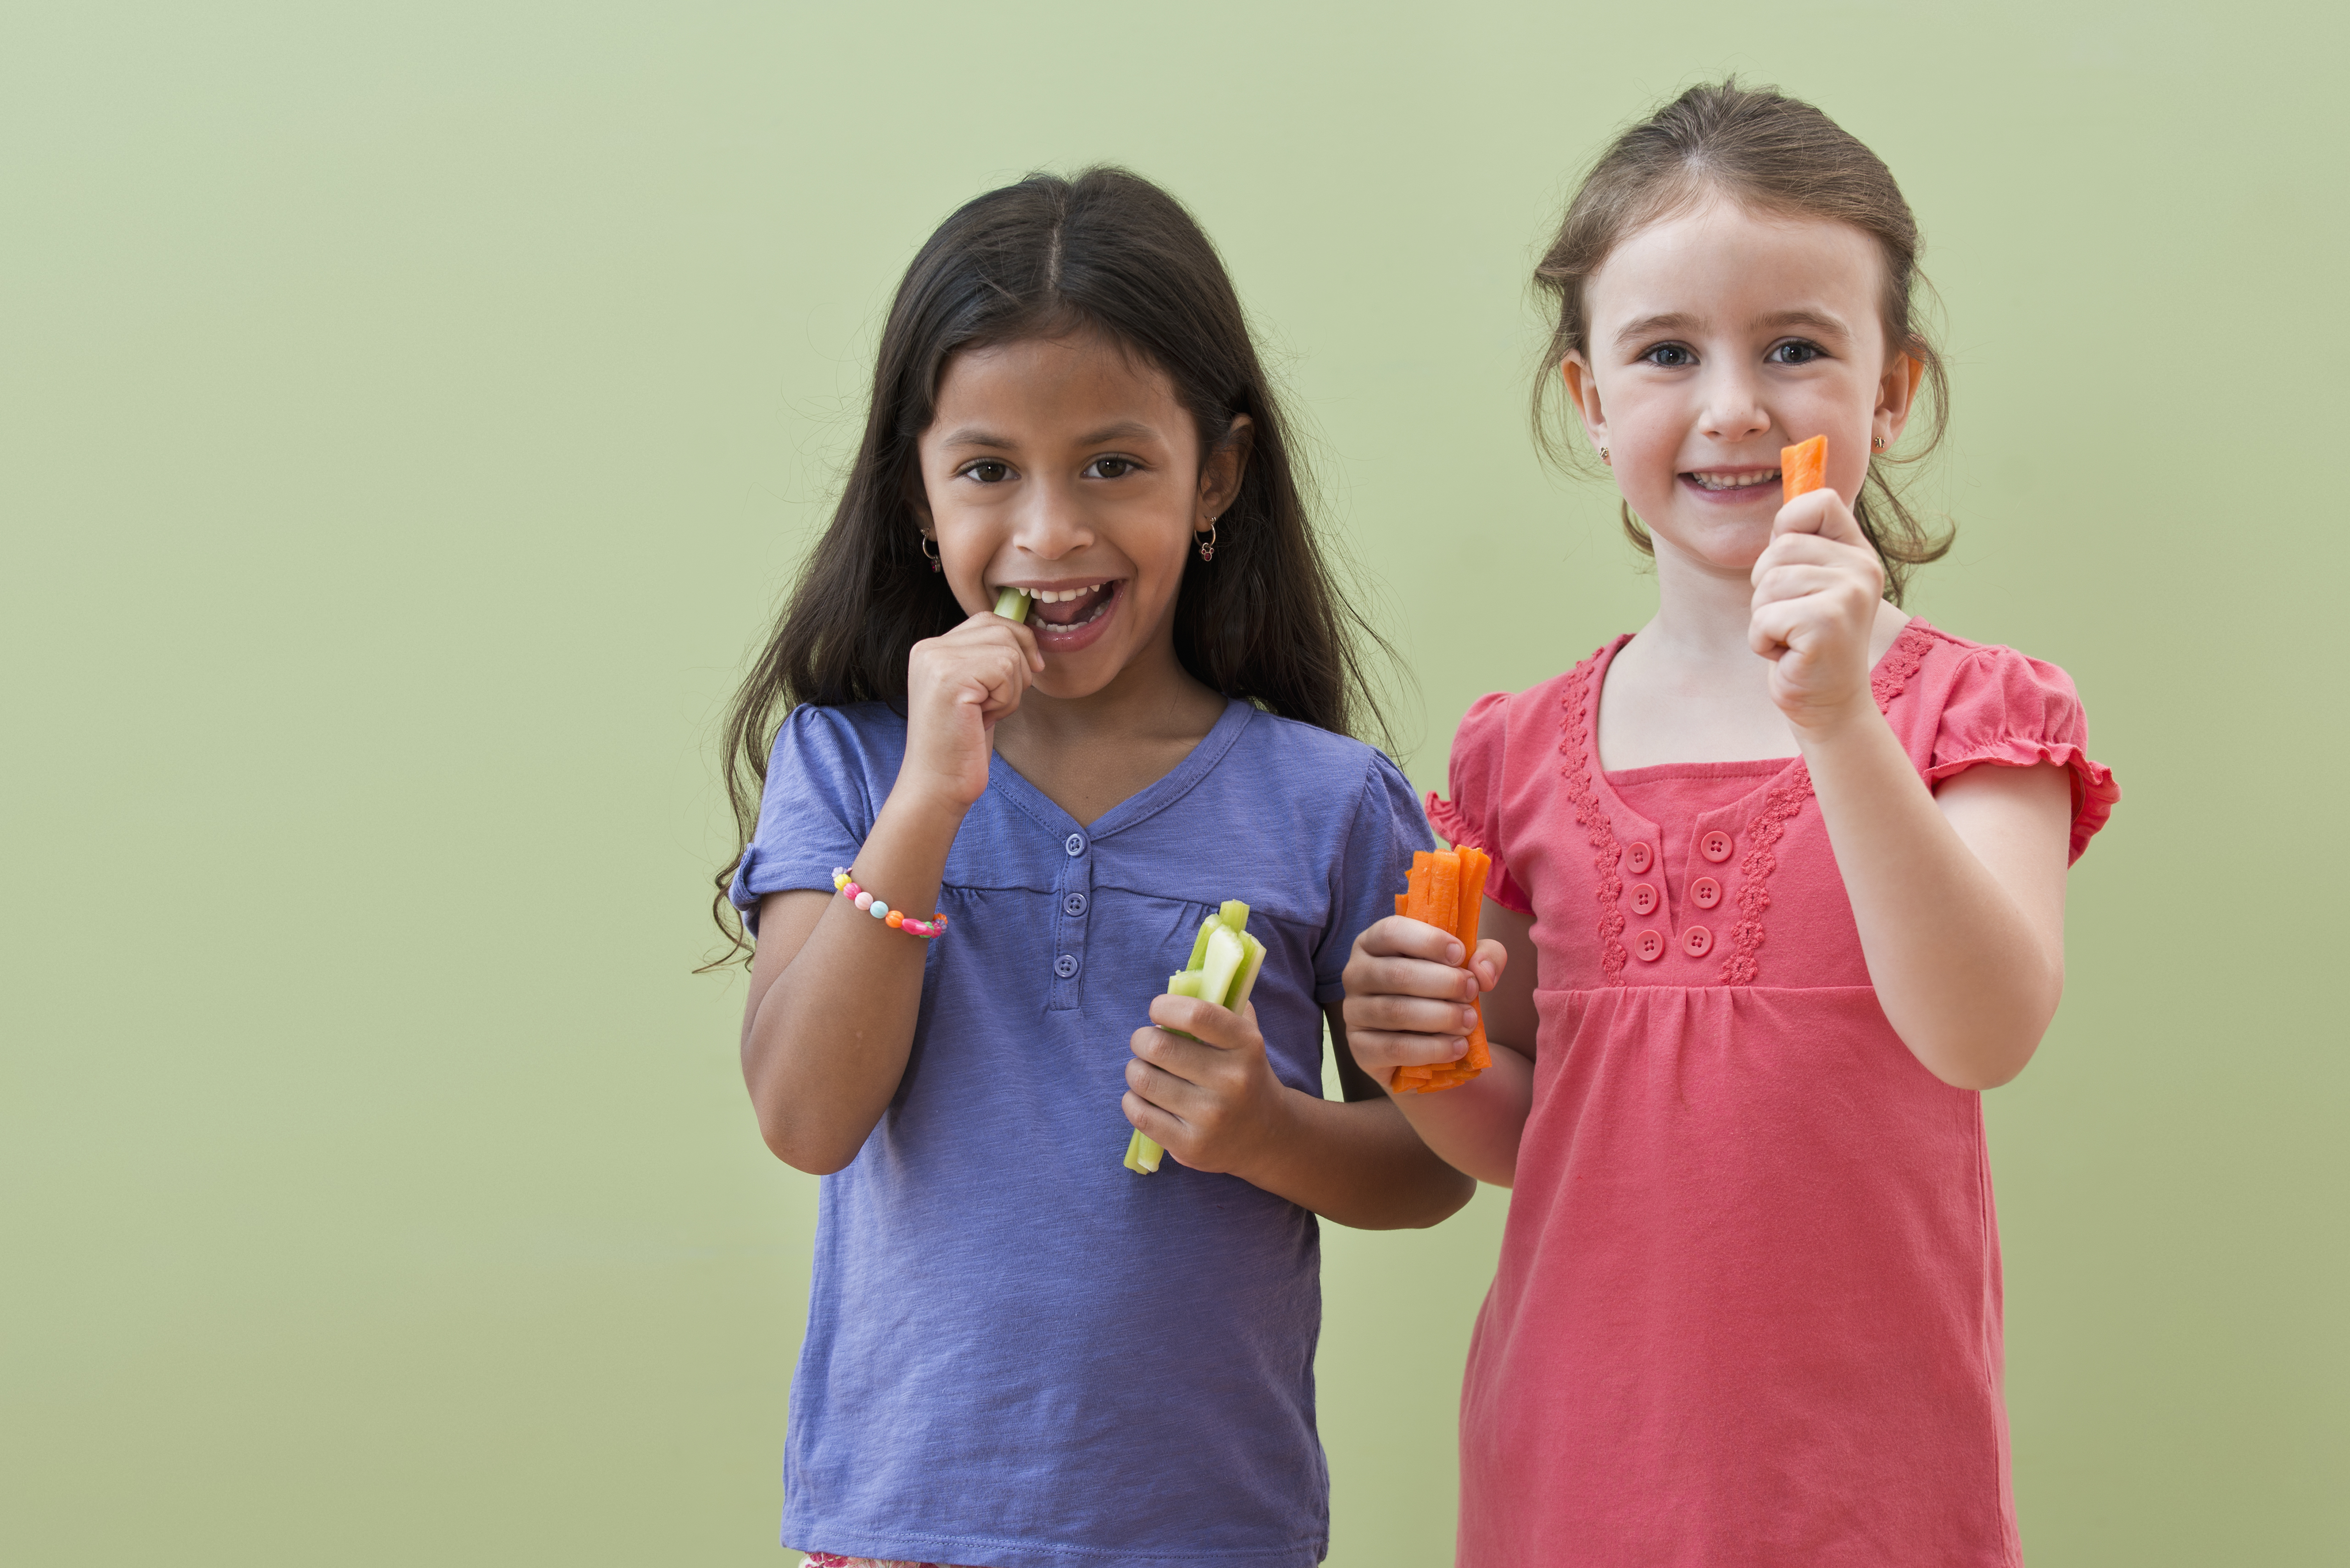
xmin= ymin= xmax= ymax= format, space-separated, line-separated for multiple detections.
xmin=920 ymin=534 xmax=941 ymax=572
xmin=1872 ymin=435 xmax=1887 ymax=450
xmin=1600 ymin=446 xmax=1610 ymax=465
xmin=1195 ymin=518 xmax=1218 ymax=563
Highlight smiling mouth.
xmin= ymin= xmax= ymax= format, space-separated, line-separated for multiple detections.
xmin=1006 ymin=580 xmax=1119 ymax=630
xmin=1685 ymin=469 xmax=1781 ymax=492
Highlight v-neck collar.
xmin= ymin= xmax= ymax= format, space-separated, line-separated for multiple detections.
xmin=983 ymin=697 xmax=1256 ymax=843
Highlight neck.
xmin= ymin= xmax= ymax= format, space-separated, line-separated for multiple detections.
xmin=1637 ymin=534 xmax=1769 ymax=667
xmin=997 ymin=639 xmax=1224 ymax=751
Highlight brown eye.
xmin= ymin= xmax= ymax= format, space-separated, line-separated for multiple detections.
xmin=1087 ymin=456 xmax=1137 ymax=479
xmin=965 ymin=461 xmax=1011 ymax=483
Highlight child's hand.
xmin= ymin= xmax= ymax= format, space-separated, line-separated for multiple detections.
xmin=1337 ymin=916 xmax=1507 ymax=1092
xmin=1749 ymin=485 xmax=1884 ymax=736
xmin=1123 ymin=998 xmax=1291 ymax=1175
xmin=898 ymin=607 xmax=1044 ymax=811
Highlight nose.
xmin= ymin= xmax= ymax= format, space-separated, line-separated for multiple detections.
xmin=1696 ymin=361 xmax=1770 ymax=443
xmin=1011 ymin=475 xmax=1095 ymax=561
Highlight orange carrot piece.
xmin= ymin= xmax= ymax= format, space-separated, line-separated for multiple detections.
xmin=1420 ymin=852 xmax=1461 ymax=934
xmin=1781 ymin=435 xmax=1827 ymax=502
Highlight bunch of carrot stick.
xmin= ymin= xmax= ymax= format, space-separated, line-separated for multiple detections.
xmin=1389 ymin=848 xmax=1491 ymax=1093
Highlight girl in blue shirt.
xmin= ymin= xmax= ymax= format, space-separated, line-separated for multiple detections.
xmin=717 ymin=167 xmax=1471 ymax=1568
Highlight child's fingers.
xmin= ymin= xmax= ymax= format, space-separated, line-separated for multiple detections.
xmin=1749 ymin=563 xmax=1854 ymax=610
xmin=1143 ymin=994 xmax=1258 ymax=1052
xmin=1341 ymin=986 xmax=1486 ymax=1042
xmin=1336 ymin=1026 xmax=1471 ymax=1072
xmin=1354 ymin=913 xmax=1467 ymax=966
xmin=1771 ymin=486 xmax=1867 ymax=548
xmin=1749 ymin=598 xmax=1811 ymax=660
xmin=1472 ymin=936 xmax=1510 ymax=993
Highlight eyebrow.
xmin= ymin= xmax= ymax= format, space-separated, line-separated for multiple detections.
xmin=1612 ymin=307 xmax=1855 ymax=350
xmin=935 ymin=419 xmax=1160 ymax=452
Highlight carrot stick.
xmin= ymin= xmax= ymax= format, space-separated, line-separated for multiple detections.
xmin=1781 ymin=435 xmax=1827 ymax=502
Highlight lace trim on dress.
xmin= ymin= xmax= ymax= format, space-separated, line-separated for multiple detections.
xmin=1560 ymin=656 xmax=1630 ymax=985
xmin=1719 ymin=621 xmax=1938 ymax=984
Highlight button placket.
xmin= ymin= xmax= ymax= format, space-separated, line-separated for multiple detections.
xmin=1048 ymin=835 xmax=1092 ymax=1012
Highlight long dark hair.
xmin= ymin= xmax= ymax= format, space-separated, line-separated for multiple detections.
xmin=1531 ymin=80 xmax=1954 ymax=603
xmin=708 ymin=167 xmax=1394 ymax=965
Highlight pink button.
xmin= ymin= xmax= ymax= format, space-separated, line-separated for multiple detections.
xmin=1681 ymin=925 xmax=1713 ymax=958
xmin=1631 ymin=883 xmax=1658 ymax=916
xmin=1699 ymin=830 xmax=1733 ymax=863
xmin=1691 ymin=877 xmax=1721 ymax=910
xmin=1626 ymin=841 xmax=1654 ymax=874
xmin=1633 ymin=929 xmax=1665 ymax=962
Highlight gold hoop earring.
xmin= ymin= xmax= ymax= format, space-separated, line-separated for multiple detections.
xmin=920 ymin=534 xmax=941 ymax=572
xmin=1195 ymin=518 xmax=1218 ymax=563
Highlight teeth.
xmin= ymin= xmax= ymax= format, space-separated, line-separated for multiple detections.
xmin=1692 ymin=470 xmax=1779 ymax=491
xmin=1019 ymin=583 xmax=1107 ymax=603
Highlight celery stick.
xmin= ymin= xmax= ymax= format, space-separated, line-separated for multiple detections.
xmin=992 ymin=586 xmax=1030 ymax=622
xmin=1198 ymin=926 xmax=1245 ymax=1012
xmin=1128 ymin=906 xmax=1261 ymax=1177
xmin=1225 ymin=931 xmax=1268 ymax=1011
xmin=1183 ymin=913 xmax=1222 ymax=973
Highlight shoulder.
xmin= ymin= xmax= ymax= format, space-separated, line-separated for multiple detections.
xmin=1447 ymin=646 xmax=1615 ymax=770
xmin=1893 ymin=622 xmax=2092 ymax=734
xmin=764 ymin=701 xmax=906 ymax=789
xmin=1230 ymin=707 xmax=1402 ymax=789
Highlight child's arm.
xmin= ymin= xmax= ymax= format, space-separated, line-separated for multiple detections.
xmin=1332 ymin=901 xmax=1537 ymax=1186
xmin=1753 ymin=488 xmax=2071 ymax=1090
xmin=1121 ymin=997 xmax=1475 ymax=1228
xmin=739 ymin=603 xmax=1041 ymax=1173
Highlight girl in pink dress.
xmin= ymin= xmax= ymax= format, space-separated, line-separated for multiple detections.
xmin=1341 ymin=82 xmax=2118 ymax=1566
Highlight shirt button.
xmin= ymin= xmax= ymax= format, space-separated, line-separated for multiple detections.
xmin=1700 ymin=830 xmax=1733 ymax=863
xmin=1630 ymin=883 xmax=1658 ymax=916
xmin=1691 ymin=877 xmax=1722 ymax=910
xmin=1633 ymin=929 xmax=1665 ymax=962
xmin=1682 ymin=925 xmax=1714 ymax=958
xmin=1065 ymin=833 xmax=1085 ymax=857
xmin=1054 ymin=953 xmax=1079 ymax=979
xmin=1063 ymin=892 xmax=1088 ymax=917
xmin=1625 ymin=841 xmax=1654 ymax=875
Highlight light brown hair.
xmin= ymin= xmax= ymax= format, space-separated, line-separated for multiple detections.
xmin=1531 ymin=79 xmax=1952 ymax=602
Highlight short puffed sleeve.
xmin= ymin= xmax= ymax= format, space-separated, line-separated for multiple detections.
xmin=1925 ymin=645 xmax=2119 ymax=864
xmin=727 ymin=704 xmax=886 ymax=932
xmin=1425 ymin=690 xmax=1534 ymax=913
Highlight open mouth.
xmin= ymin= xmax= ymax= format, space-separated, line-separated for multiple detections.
xmin=1682 ymin=468 xmax=1780 ymax=494
xmin=1001 ymin=578 xmax=1124 ymax=650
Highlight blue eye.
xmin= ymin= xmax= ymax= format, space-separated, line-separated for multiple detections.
xmin=1641 ymin=344 xmax=1695 ymax=367
xmin=1768 ymin=340 xmax=1824 ymax=365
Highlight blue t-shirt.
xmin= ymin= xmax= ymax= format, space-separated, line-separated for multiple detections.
xmin=730 ymin=696 xmax=1430 ymax=1568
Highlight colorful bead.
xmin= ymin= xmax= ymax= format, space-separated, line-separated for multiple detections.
xmin=830 ymin=867 xmax=947 ymax=940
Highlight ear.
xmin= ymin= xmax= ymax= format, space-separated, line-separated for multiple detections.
xmin=1559 ymin=356 xmax=1608 ymax=457
xmin=1198 ymin=413 xmax=1253 ymax=522
xmin=903 ymin=462 xmax=935 ymax=531
xmin=1875 ymin=350 xmax=1927 ymax=450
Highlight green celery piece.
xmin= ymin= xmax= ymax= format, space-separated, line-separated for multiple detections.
xmin=1182 ymin=913 xmax=1222 ymax=974
xmin=1127 ymin=910 xmax=1260 ymax=1178
xmin=992 ymin=586 xmax=1030 ymax=623
xmin=1225 ymin=931 xmax=1268 ymax=1011
xmin=1198 ymin=925 xmax=1245 ymax=1011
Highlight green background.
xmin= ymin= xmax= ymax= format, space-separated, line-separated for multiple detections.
xmin=6 ymin=2 xmax=2343 ymax=1562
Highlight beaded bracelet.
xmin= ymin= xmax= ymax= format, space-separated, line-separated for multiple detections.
xmin=832 ymin=868 xmax=950 ymax=939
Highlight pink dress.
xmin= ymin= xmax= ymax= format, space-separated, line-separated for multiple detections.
xmin=1426 ymin=622 xmax=2117 ymax=1568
